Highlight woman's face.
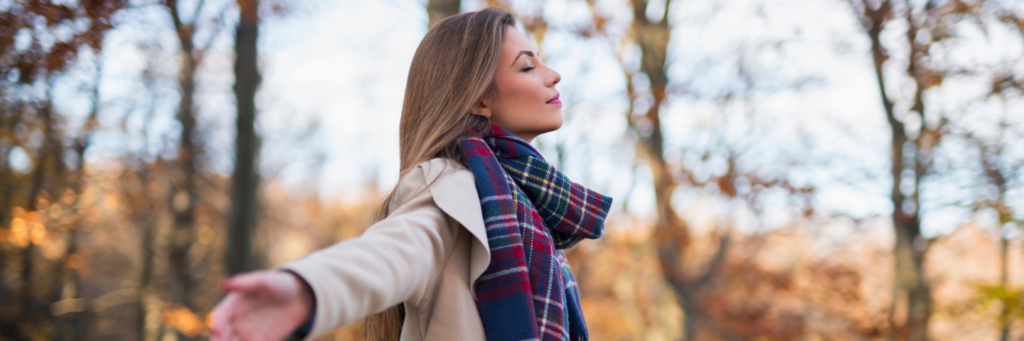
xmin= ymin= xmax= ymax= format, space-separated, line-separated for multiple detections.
xmin=474 ymin=26 xmax=562 ymax=143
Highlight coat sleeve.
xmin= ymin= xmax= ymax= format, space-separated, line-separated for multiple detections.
xmin=279 ymin=166 xmax=457 ymax=339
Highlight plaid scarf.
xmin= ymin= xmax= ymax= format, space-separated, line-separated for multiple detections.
xmin=459 ymin=123 xmax=613 ymax=341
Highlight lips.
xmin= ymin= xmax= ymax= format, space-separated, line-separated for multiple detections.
xmin=546 ymin=93 xmax=561 ymax=105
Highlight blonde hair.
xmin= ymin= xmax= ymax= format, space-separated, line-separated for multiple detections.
xmin=362 ymin=7 xmax=516 ymax=341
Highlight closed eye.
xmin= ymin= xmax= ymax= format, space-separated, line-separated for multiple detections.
xmin=520 ymin=66 xmax=535 ymax=72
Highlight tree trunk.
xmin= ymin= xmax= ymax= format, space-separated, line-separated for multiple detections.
xmin=427 ymin=0 xmax=460 ymax=28
xmin=51 ymin=54 xmax=103 ymax=341
xmin=22 ymin=80 xmax=67 ymax=335
xmin=227 ymin=0 xmax=261 ymax=276
xmin=0 ymin=83 xmax=22 ymax=339
xmin=166 ymin=0 xmax=200 ymax=313
xmin=170 ymin=52 xmax=198 ymax=311
xmin=861 ymin=1 xmax=932 ymax=339
xmin=625 ymin=1 xmax=708 ymax=340
xmin=134 ymin=42 xmax=165 ymax=341
xmin=981 ymin=138 xmax=1012 ymax=341
xmin=0 ymin=80 xmax=8 ymax=248
xmin=0 ymin=80 xmax=10 ymax=325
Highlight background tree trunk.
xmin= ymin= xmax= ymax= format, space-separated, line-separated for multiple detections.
xmin=974 ymin=122 xmax=1016 ymax=341
xmin=166 ymin=0 xmax=201 ymax=315
xmin=0 ymin=82 xmax=8 ymax=287
xmin=858 ymin=1 xmax=938 ymax=339
xmin=50 ymin=58 xmax=103 ymax=341
xmin=227 ymin=0 xmax=262 ymax=276
xmin=24 ymin=79 xmax=67 ymax=324
xmin=624 ymin=1 xmax=708 ymax=339
xmin=134 ymin=48 xmax=165 ymax=341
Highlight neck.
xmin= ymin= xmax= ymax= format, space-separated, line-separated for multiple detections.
xmin=501 ymin=128 xmax=536 ymax=143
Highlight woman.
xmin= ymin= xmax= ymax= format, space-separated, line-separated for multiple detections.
xmin=211 ymin=7 xmax=612 ymax=341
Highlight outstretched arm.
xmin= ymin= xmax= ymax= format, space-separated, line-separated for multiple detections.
xmin=211 ymin=167 xmax=455 ymax=340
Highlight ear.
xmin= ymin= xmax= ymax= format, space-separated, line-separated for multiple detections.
xmin=469 ymin=97 xmax=492 ymax=118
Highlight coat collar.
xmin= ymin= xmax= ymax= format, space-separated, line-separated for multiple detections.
xmin=417 ymin=158 xmax=491 ymax=298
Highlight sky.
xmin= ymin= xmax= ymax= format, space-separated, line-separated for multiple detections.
xmin=50 ymin=0 xmax=1023 ymax=239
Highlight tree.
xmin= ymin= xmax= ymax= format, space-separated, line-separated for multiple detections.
xmin=847 ymin=0 xmax=989 ymax=338
xmin=573 ymin=0 xmax=819 ymax=338
xmin=615 ymin=2 xmax=711 ymax=338
xmin=971 ymin=124 xmax=1023 ymax=341
xmin=226 ymin=0 xmax=261 ymax=277
xmin=967 ymin=37 xmax=1024 ymax=339
xmin=0 ymin=1 xmax=126 ymax=338
xmin=161 ymin=0 xmax=229 ymax=315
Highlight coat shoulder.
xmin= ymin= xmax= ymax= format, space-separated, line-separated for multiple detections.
xmin=389 ymin=158 xmax=470 ymax=212
xmin=412 ymin=158 xmax=490 ymax=293
xmin=390 ymin=158 xmax=478 ymax=228
xmin=416 ymin=158 xmax=470 ymax=185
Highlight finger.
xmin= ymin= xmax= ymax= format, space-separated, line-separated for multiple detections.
xmin=210 ymin=321 xmax=229 ymax=341
xmin=211 ymin=293 xmax=236 ymax=325
xmin=210 ymin=312 xmax=228 ymax=341
xmin=212 ymin=293 xmax=245 ymax=341
xmin=210 ymin=308 xmax=230 ymax=340
xmin=221 ymin=271 xmax=272 ymax=294
xmin=210 ymin=325 xmax=227 ymax=341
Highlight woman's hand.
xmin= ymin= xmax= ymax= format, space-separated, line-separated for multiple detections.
xmin=211 ymin=270 xmax=315 ymax=341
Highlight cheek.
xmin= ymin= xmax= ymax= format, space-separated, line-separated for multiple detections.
xmin=490 ymin=74 xmax=562 ymax=137
xmin=501 ymin=78 xmax=539 ymax=104
xmin=497 ymin=78 xmax=554 ymax=118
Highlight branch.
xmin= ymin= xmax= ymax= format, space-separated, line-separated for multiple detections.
xmin=165 ymin=0 xmax=193 ymax=51
xmin=661 ymin=0 xmax=673 ymax=25
xmin=72 ymin=51 xmax=104 ymax=172
xmin=193 ymin=2 xmax=232 ymax=65
xmin=191 ymin=0 xmax=207 ymax=24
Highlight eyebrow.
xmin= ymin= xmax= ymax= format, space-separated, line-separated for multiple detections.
xmin=510 ymin=50 xmax=536 ymax=66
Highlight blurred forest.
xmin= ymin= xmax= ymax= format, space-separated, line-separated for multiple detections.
xmin=0 ymin=0 xmax=1022 ymax=340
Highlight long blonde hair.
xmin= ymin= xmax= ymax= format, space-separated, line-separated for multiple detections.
xmin=362 ymin=8 xmax=516 ymax=341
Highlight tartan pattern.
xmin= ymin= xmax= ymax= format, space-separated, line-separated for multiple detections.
xmin=459 ymin=123 xmax=612 ymax=341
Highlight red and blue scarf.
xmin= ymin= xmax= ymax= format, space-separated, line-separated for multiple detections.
xmin=459 ymin=123 xmax=612 ymax=341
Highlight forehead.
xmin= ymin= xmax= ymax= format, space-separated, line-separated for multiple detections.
xmin=501 ymin=26 xmax=535 ymax=58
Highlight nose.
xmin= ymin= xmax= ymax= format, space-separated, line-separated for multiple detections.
xmin=548 ymin=69 xmax=561 ymax=87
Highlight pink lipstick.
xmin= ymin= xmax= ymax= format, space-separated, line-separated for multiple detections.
xmin=546 ymin=93 xmax=561 ymax=105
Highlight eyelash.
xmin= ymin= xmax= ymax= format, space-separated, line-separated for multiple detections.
xmin=520 ymin=66 xmax=535 ymax=72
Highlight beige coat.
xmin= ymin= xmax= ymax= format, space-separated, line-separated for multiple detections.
xmin=281 ymin=158 xmax=492 ymax=340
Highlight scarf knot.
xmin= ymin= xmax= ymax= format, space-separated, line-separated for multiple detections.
xmin=460 ymin=123 xmax=612 ymax=341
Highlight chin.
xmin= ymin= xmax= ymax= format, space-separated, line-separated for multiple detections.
xmin=532 ymin=123 xmax=563 ymax=140
xmin=547 ymin=119 xmax=563 ymax=133
xmin=545 ymin=111 xmax=564 ymax=131
xmin=537 ymin=117 xmax=563 ymax=135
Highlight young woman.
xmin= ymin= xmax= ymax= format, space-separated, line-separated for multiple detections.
xmin=210 ymin=8 xmax=612 ymax=341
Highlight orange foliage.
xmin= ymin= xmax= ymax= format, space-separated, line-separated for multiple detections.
xmin=5 ymin=206 xmax=54 ymax=247
xmin=162 ymin=304 xmax=210 ymax=337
